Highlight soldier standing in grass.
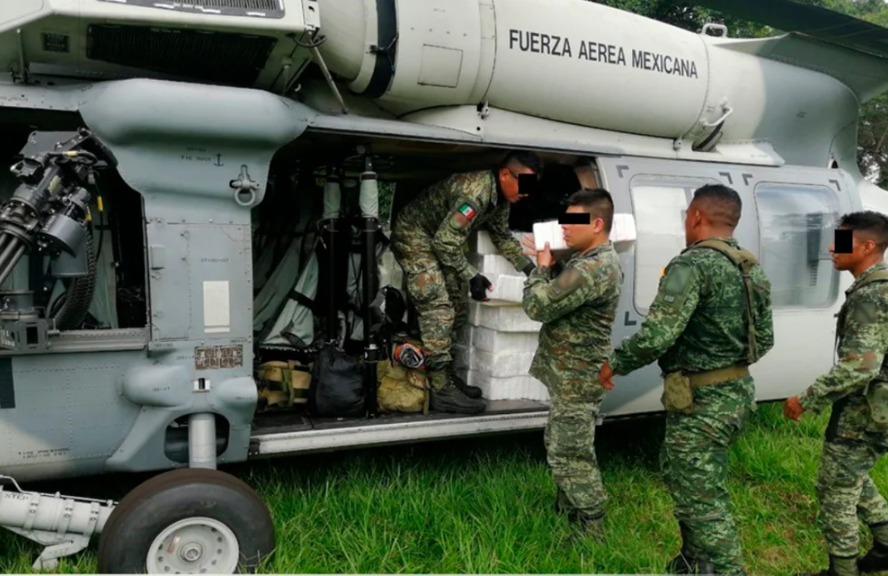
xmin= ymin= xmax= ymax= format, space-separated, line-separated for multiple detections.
xmin=599 ymin=184 xmax=774 ymax=575
xmin=390 ymin=150 xmax=542 ymax=415
xmin=784 ymin=212 xmax=888 ymax=576
xmin=520 ymin=189 xmax=623 ymax=538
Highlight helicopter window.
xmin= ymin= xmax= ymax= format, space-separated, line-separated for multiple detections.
xmin=754 ymin=182 xmax=840 ymax=308
xmin=629 ymin=175 xmax=720 ymax=315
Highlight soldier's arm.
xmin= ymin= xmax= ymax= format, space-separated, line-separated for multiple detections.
xmin=431 ymin=197 xmax=483 ymax=282
xmin=609 ymin=259 xmax=701 ymax=376
xmin=797 ymin=299 xmax=888 ymax=414
xmin=752 ymin=266 xmax=775 ymax=359
xmin=484 ymin=203 xmax=534 ymax=273
xmin=522 ymin=263 xmax=601 ymax=324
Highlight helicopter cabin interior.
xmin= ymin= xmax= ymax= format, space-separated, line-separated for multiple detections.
xmin=0 ymin=118 xmax=599 ymax=439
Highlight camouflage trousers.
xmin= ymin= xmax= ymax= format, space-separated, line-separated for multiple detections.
xmin=544 ymin=375 xmax=607 ymax=518
xmin=661 ymin=376 xmax=755 ymax=575
xmin=815 ymin=437 xmax=888 ymax=557
xmin=390 ymin=226 xmax=468 ymax=376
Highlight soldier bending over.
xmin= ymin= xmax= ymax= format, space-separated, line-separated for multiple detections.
xmin=390 ymin=150 xmax=541 ymax=414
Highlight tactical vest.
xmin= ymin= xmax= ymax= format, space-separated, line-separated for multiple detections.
xmin=687 ymin=239 xmax=762 ymax=365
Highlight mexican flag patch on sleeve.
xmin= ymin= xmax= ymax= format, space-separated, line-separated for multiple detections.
xmin=450 ymin=201 xmax=479 ymax=230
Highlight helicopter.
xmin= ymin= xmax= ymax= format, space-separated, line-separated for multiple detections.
xmin=0 ymin=0 xmax=885 ymax=572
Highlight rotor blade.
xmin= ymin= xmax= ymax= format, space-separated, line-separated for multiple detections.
xmin=695 ymin=0 xmax=888 ymax=60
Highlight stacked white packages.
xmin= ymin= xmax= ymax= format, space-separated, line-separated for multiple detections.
xmin=456 ymin=230 xmax=549 ymax=402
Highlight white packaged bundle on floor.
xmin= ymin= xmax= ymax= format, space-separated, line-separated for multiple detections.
xmin=468 ymin=253 xmax=518 ymax=277
xmin=468 ymin=230 xmax=525 ymax=255
xmin=468 ymin=301 xmax=542 ymax=332
xmin=459 ymin=325 xmax=540 ymax=354
xmin=457 ymin=369 xmax=550 ymax=402
xmin=484 ymin=274 xmax=527 ymax=303
xmin=453 ymin=343 xmax=535 ymax=378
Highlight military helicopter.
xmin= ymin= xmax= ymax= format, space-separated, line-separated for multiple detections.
xmin=0 ymin=0 xmax=884 ymax=572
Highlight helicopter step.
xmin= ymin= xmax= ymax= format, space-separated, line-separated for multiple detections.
xmin=248 ymin=399 xmax=551 ymax=457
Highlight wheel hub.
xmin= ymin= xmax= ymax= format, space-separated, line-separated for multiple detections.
xmin=146 ymin=517 xmax=240 ymax=574
xmin=180 ymin=543 xmax=203 ymax=563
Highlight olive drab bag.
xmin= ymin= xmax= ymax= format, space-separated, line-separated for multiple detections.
xmin=376 ymin=359 xmax=429 ymax=414
xmin=257 ymin=360 xmax=311 ymax=411
xmin=691 ymin=239 xmax=766 ymax=365
xmin=836 ymin=269 xmax=888 ymax=427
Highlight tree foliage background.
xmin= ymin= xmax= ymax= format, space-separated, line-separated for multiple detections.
xmin=590 ymin=0 xmax=888 ymax=186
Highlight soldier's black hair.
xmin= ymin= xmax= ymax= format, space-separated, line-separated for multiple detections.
xmin=839 ymin=210 xmax=888 ymax=252
xmin=567 ymin=188 xmax=614 ymax=233
xmin=691 ymin=183 xmax=742 ymax=228
xmin=501 ymin=150 xmax=544 ymax=174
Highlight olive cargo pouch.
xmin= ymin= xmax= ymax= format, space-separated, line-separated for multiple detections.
xmin=662 ymin=372 xmax=694 ymax=414
xmin=866 ymin=380 xmax=888 ymax=428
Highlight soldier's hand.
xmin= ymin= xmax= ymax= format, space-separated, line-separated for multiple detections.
xmin=783 ymin=396 xmax=803 ymax=421
xmin=521 ymin=234 xmax=538 ymax=257
xmin=470 ymin=274 xmax=493 ymax=302
xmin=599 ymin=361 xmax=614 ymax=391
xmin=537 ymin=242 xmax=554 ymax=268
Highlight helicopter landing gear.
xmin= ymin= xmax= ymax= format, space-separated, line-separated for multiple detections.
xmin=97 ymin=468 xmax=276 ymax=574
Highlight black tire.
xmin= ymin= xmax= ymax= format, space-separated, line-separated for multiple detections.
xmin=97 ymin=468 xmax=276 ymax=574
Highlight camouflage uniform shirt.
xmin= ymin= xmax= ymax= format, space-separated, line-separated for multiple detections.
xmin=609 ymin=237 xmax=774 ymax=377
xmin=798 ymin=261 xmax=888 ymax=431
xmin=523 ymin=241 xmax=624 ymax=386
xmin=394 ymin=170 xmax=532 ymax=280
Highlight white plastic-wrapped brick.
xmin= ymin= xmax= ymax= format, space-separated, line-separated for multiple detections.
xmin=453 ymin=343 xmax=535 ymax=378
xmin=456 ymin=368 xmax=550 ymax=402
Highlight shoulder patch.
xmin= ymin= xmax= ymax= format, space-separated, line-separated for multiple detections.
xmin=449 ymin=199 xmax=481 ymax=230
xmin=852 ymin=300 xmax=881 ymax=325
xmin=663 ymin=262 xmax=694 ymax=296
xmin=549 ymin=267 xmax=586 ymax=302
xmin=656 ymin=261 xmax=696 ymax=308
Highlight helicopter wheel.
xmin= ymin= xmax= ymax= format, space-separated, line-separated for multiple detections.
xmin=97 ymin=468 xmax=276 ymax=574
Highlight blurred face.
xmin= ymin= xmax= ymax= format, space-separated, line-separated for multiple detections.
xmin=829 ymin=227 xmax=877 ymax=272
xmin=497 ymin=165 xmax=538 ymax=203
xmin=562 ymin=205 xmax=604 ymax=250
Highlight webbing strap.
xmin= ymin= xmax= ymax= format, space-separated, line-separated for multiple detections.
xmin=690 ymin=239 xmax=759 ymax=364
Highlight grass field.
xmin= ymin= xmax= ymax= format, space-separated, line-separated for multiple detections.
xmin=0 ymin=401 xmax=884 ymax=575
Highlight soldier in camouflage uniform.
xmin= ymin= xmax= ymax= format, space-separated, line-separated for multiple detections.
xmin=390 ymin=150 xmax=541 ymax=414
xmin=784 ymin=212 xmax=888 ymax=576
xmin=599 ymin=184 xmax=774 ymax=575
xmin=521 ymin=189 xmax=624 ymax=538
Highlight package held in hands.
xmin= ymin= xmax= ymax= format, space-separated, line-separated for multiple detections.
xmin=532 ymin=214 xmax=637 ymax=249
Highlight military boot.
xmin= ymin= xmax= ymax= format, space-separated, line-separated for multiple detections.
xmin=567 ymin=510 xmax=605 ymax=543
xmin=427 ymin=368 xmax=486 ymax=414
xmin=797 ymin=555 xmax=859 ymax=576
xmin=858 ymin=541 xmax=888 ymax=574
xmin=859 ymin=521 xmax=888 ymax=573
xmin=666 ymin=522 xmax=714 ymax=575
xmin=451 ymin=370 xmax=483 ymax=399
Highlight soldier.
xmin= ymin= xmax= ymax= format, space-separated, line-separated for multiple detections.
xmin=599 ymin=183 xmax=774 ymax=575
xmin=784 ymin=211 xmax=888 ymax=576
xmin=390 ymin=150 xmax=542 ymax=414
xmin=520 ymin=188 xmax=624 ymax=537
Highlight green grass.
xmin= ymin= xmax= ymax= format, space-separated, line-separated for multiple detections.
xmin=0 ymin=402 xmax=885 ymax=574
